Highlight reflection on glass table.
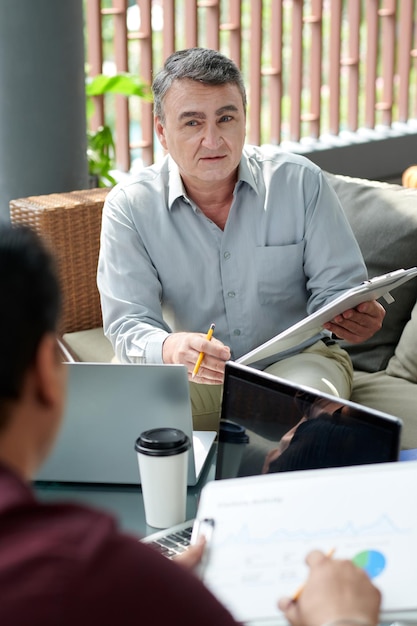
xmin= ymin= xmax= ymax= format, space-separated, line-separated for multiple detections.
xmin=34 ymin=444 xmax=216 ymax=537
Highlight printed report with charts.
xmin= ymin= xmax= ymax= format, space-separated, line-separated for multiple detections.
xmin=191 ymin=461 xmax=417 ymax=625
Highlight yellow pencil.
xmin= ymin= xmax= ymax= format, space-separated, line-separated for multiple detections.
xmin=192 ymin=323 xmax=215 ymax=379
xmin=291 ymin=548 xmax=336 ymax=602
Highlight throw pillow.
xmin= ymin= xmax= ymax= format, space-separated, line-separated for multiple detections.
xmin=324 ymin=172 xmax=417 ymax=373
xmin=386 ymin=300 xmax=417 ymax=383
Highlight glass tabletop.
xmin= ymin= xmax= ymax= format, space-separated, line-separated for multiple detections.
xmin=34 ymin=444 xmax=217 ymax=538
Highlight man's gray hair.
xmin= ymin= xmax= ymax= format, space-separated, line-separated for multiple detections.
xmin=152 ymin=47 xmax=247 ymax=122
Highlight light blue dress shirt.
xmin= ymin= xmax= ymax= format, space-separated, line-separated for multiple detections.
xmin=97 ymin=145 xmax=367 ymax=364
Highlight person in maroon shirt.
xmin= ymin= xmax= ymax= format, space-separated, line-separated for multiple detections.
xmin=0 ymin=224 xmax=381 ymax=626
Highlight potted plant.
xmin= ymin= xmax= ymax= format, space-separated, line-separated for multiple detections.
xmin=85 ymin=72 xmax=152 ymax=187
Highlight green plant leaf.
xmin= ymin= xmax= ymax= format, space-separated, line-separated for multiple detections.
xmin=87 ymin=125 xmax=116 ymax=187
xmin=85 ymin=72 xmax=151 ymax=186
xmin=86 ymin=97 xmax=95 ymax=122
xmin=86 ymin=73 xmax=152 ymax=100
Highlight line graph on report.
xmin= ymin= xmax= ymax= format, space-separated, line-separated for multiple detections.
xmin=199 ymin=510 xmax=416 ymax=621
xmin=195 ymin=465 xmax=417 ymax=622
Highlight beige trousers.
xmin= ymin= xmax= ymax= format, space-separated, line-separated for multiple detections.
xmin=189 ymin=340 xmax=353 ymax=432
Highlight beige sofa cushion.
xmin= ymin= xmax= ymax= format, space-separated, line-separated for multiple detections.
xmin=386 ymin=300 xmax=417 ymax=382
xmin=325 ymin=173 xmax=417 ymax=372
xmin=63 ymin=327 xmax=114 ymax=362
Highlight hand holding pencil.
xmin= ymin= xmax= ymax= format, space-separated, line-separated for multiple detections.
xmin=161 ymin=324 xmax=230 ymax=384
xmin=278 ymin=550 xmax=381 ymax=626
xmin=192 ymin=323 xmax=216 ymax=379
xmin=290 ymin=548 xmax=336 ymax=602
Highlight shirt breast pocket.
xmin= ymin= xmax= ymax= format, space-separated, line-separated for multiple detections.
xmin=255 ymin=242 xmax=305 ymax=305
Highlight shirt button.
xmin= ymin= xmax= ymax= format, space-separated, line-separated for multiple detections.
xmin=233 ymin=329 xmax=241 ymax=336
xmin=228 ymin=291 xmax=236 ymax=298
xmin=224 ymin=251 xmax=231 ymax=259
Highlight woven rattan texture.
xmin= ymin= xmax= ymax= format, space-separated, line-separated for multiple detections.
xmin=9 ymin=188 xmax=110 ymax=334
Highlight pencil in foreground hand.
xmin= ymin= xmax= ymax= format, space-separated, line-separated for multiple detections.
xmin=192 ymin=323 xmax=215 ymax=379
xmin=291 ymin=548 xmax=336 ymax=602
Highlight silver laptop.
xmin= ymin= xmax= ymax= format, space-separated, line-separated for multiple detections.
xmin=36 ymin=362 xmax=216 ymax=486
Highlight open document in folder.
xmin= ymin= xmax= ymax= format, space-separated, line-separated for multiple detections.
xmin=191 ymin=461 xmax=417 ymax=625
xmin=237 ymin=267 xmax=417 ymax=367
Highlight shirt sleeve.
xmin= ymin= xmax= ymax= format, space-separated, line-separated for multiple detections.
xmin=97 ymin=185 xmax=170 ymax=364
xmin=65 ymin=533 xmax=239 ymax=626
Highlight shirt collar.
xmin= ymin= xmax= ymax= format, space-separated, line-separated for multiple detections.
xmin=237 ymin=146 xmax=259 ymax=194
xmin=166 ymin=146 xmax=259 ymax=210
xmin=167 ymin=157 xmax=188 ymax=210
xmin=0 ymin=461 xmax=34 ymax=513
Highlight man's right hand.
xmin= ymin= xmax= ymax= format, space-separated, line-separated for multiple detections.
xmin=162 ymin=332 xmax=231 ymax=384
xmin=278 ymin=550 xmax=381 ymax=626
xmin=173 ymin=536 xmax=206 ymax=570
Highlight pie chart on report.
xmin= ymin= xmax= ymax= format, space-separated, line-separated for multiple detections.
xmin=352 ymin=549 xmax=386 ymax=579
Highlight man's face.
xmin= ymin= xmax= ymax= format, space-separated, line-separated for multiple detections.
xmin=154 ymin=79 xmax=246 ymax=187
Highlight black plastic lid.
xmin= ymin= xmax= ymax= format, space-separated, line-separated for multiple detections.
xmin=135 ymin=427 xmax=191 ymax=457
xmin=218 ymin=419 xmax=249 ymax=444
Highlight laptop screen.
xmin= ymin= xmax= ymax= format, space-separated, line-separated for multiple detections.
xmin=216 ymin=361 xmax=402 ymax=479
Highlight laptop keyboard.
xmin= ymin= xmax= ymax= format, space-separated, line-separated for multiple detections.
xmin=145 ymin=525 xmax=193 ymax=559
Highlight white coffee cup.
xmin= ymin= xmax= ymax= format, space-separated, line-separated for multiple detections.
xmin=135 ymin=427 xmax=191 ymax=529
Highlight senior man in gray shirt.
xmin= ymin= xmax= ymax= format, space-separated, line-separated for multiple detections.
xmin=97 ymin=47 xmax=384 ymax=430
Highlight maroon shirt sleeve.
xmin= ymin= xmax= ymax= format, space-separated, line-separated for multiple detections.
xmin=0 ymin=469 xmax=239 ymax=626
xmin=64 ymin=533 xmax=239 ymax=626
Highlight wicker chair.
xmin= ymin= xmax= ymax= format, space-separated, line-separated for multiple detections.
xmin=9 ymin=188 xmax=112 ymax=360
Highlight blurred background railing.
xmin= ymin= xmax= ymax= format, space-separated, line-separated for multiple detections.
xmin=85 ymin=0 xmax=417 ymax=179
